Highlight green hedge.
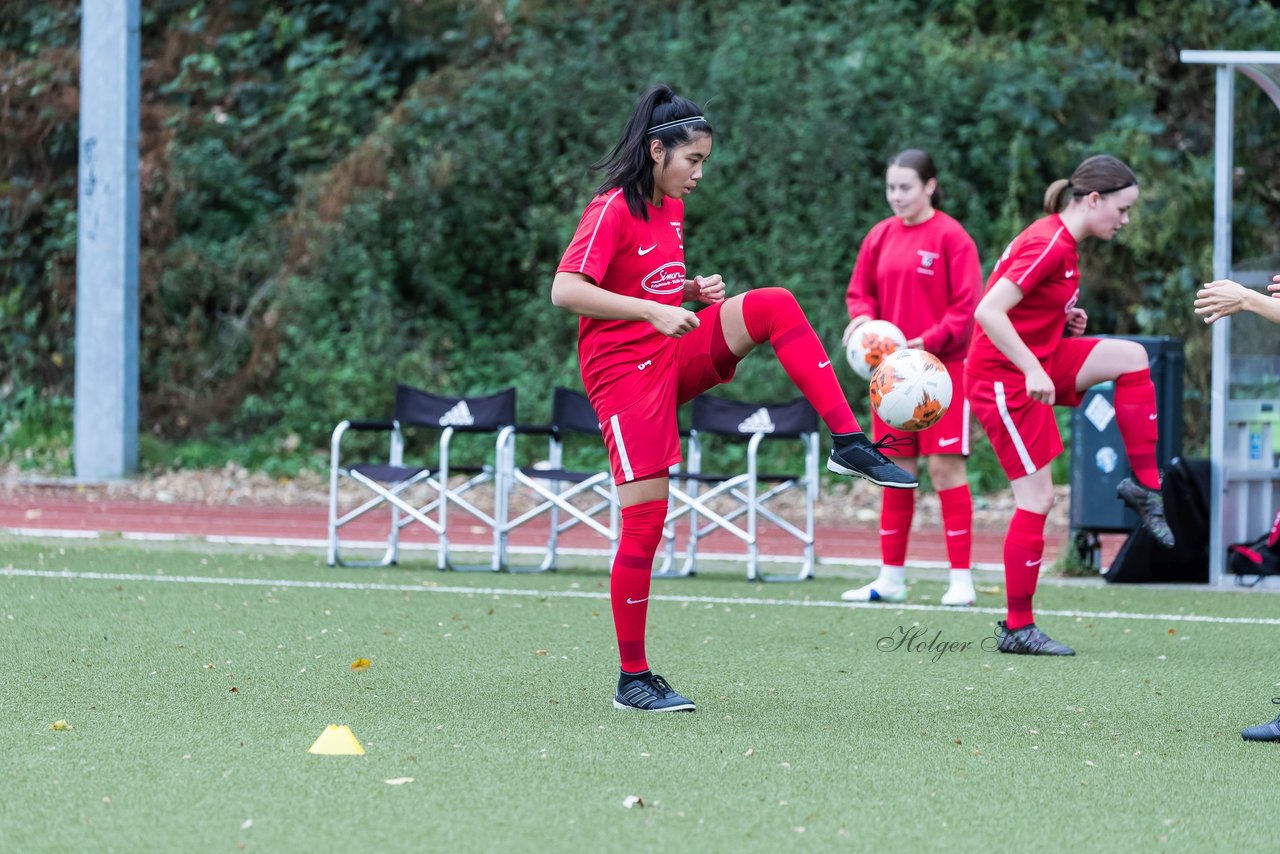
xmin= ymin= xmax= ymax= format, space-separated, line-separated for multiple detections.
xmin=3 ymin=0 xmax=1278 ymax=479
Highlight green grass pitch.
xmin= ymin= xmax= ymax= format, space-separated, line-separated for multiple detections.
xmin=3 ymin=537 xmax=1276 ymax=852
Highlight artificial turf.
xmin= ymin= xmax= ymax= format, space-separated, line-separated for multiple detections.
xmin=3 ymin=537 xmax=1276 ymax=852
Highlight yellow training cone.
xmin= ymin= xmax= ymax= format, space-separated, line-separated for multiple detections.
xmin=308 ymin=724 xmax=365 ymax=756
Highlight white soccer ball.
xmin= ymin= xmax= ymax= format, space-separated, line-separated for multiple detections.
xmin=845 ymin=319 xmax=908 ymax=381
xmin=869 ymin=348 xmax=953 ymax=431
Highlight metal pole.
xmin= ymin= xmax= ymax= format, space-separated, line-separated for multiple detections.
xmin=74 ymin=0 xmax=140 ymax=479
xmin=1207 ymin=64 xmax=1234 ymax=585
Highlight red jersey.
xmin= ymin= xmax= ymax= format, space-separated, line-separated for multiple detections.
xmin=845 ymin=211 xmax=981 ymax=363
xmin=966 ymin=214 xmax=1080 ymax=377
xmin=557 ymin=190 xmax=688 ymax=403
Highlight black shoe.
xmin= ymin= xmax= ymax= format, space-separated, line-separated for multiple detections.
xmin=1116 ymin=476 xmax=1175 ymax=548
xmin=827 ymin=432 xmax=918 ymax=488
xmin=1242 ymin=699 xmax=1280 ymax=741
xmin=995 ymin=621 xmax=1075 ymax=656
xmin=614 ymin=671 xmax=696 ymax=712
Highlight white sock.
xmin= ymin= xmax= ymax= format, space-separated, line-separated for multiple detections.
xmin=879 ymin=566 xmax=906 ymax=587
xmin=948 ymin=568 xmax=972 ymax=587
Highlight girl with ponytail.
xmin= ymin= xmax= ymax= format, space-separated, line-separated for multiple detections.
xmin=965 ymin=154 xmax=1171 ymax=657
xmin=552 ymin=84 xmax=915 ymax=712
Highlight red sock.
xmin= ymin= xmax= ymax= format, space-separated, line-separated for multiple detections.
xmin=611 ymin=500 xmax=666 ymax=673
xmin=1114 ymin=368 xmax=1160 ymax=490
xmin=741 ymin=287 xmax=859 ymax=434
xmin=938 ymin=483 xmax=973 ymax=570
xmin=1003 ymin=508 xmax=1047 ymax=630
xmin=879 ymin=485 xmax=915 ymax=566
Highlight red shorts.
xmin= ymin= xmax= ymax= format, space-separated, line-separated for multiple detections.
xmin=871 ymin=358 xmax=970 ymax=457
xmin=592 ymin=302 xmax=737 ymax=484
xmin=967 ymin=337 xmax=1101 ymax=479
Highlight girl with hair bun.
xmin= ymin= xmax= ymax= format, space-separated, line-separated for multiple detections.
xmin=552 ymin=84 xmax=915 ymax=712
xmin=840 ymin=148 xmax=984 ymax=608
xmin=966 ymin=154 xmax=1172 ymax=657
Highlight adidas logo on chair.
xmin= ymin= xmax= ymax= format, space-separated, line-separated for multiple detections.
xmin=438 ymin=401 xmax=475 ymax=427
xmin=737 ymin=407 xmax=776 ymax=434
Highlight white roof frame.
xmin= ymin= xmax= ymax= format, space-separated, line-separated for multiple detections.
xmin=1180 ymin=50 xmax=1280 ymax=585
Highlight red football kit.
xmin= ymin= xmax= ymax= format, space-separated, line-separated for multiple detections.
xmin=560 ymin=184 xmax=862 ymax=675
xmin=557 ymin=190 xmax=733 ymax=483
xmin=847 ymin=211 xmax=981 ymax=456
xmin=966 ymin=214 xmax=1100 ymax=478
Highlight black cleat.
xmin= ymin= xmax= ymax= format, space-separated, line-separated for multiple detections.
xmin=614 ymin=672 xmax=696 ymax=712
xmin=995 ymin=621 xmax=1075 ymax=656
xmin=1242 ymin=699 xmax=1280 ymax=742
xmin=827 ymin=432 xmax=918 ymax=488
xmin=1117 ymin=477 xmax=1175 ymax=548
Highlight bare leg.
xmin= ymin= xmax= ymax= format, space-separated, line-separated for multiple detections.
xmin=925 ymin=454 xmax=966 ymax=490
xmin=1074 ymin=339 xmax=1147 ymax=391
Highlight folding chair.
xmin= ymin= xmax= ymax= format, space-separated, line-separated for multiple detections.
xmin=328 ymin=384 xmax=515 ymax=570
xmin=658 ymin=394 xmax=820 ymax=582
xmin=495 ymin=387 xmax=619 ymax=571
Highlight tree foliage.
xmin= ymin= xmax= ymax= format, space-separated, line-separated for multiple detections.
xmin=2 ymin=0 xmax=1278 ymax=470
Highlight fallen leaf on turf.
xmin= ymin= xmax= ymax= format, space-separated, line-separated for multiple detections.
xmin=384 ymin=777 xmax=415 ymax=785
xmin=229 ymin=687 xmax=239 ymax=693
xmin=49 ymin=720 xmax=72 ymax=731
xmin=1168 ymin=628 xmax=1176 ymax=635
xmin=622 ymin=796 xmax=644 ymax=809
xmin=744 ymin=747 xmax=755 ymax=757
xmin=350 ymin=658 xmax=371 ymax=671
xmin=535 ymin=649 xmax=548 ymax=656
xmin=240 ymin=819 xmax=253 ymax=830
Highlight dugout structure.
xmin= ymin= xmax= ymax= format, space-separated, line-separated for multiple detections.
xmin=1181 ymin=51 xmax=1280 ymax=585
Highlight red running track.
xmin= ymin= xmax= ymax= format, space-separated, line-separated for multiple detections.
xmin=0 ymin=493 xmax=1124 ymax=572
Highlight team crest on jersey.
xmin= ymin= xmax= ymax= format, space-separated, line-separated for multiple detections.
xmin=642 ymin=261 xmax=686 ymax=295
xmin=670 ymin=220 xmax=683 ymax=248
xmin=916 ymin=249 xmax=939 ymax=275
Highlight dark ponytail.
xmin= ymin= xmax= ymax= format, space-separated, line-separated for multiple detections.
xmin=1043 ymin=154 xmax=1137 ymax=214
xmin=594 ymin=84 xmax=712 ymax=220
xmin=888 ymin=148 xmax=943 ymax=210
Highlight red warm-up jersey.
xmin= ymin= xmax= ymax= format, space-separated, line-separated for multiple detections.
xmin=556 ymin=189 xmax=687 ymax=403
xmin=966 ymin=214 xmax=1081 ymax=377
xmin=845 ymin=211 xmax=981 ymax=363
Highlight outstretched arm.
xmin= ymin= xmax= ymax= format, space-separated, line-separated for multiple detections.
xmin=1195 ymin=275 xmax=1280 ymax=326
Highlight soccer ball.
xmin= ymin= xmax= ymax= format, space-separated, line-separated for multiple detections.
xmin=869 ymin=348 xmax=953 ymax=431
xmin=845 ymin=319 xmax=908 ymax=381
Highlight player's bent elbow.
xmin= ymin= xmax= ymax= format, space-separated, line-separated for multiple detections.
xmin=973 ymin=302 xmax=999 ymax=333
xmin=550 ymin=274 xmax=579 ymax=311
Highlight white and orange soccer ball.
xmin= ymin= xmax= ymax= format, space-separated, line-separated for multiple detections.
xmin=845 ymin=319 xmax=908 ymax=381
xmin=869 ymin=348 xmax=953 ymax=431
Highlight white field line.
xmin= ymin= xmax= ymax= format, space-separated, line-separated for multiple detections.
xmin=3 ymin=567 xmax=1278 ymax=627
xmin=5 ymin=527 xmax=1004 ymax=571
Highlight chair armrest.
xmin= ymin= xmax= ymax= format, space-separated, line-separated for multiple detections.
xmin=513 ymin=424 xmax=558 ymax=437
xmin=344 ymin=420 xmax=397 ymax=431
